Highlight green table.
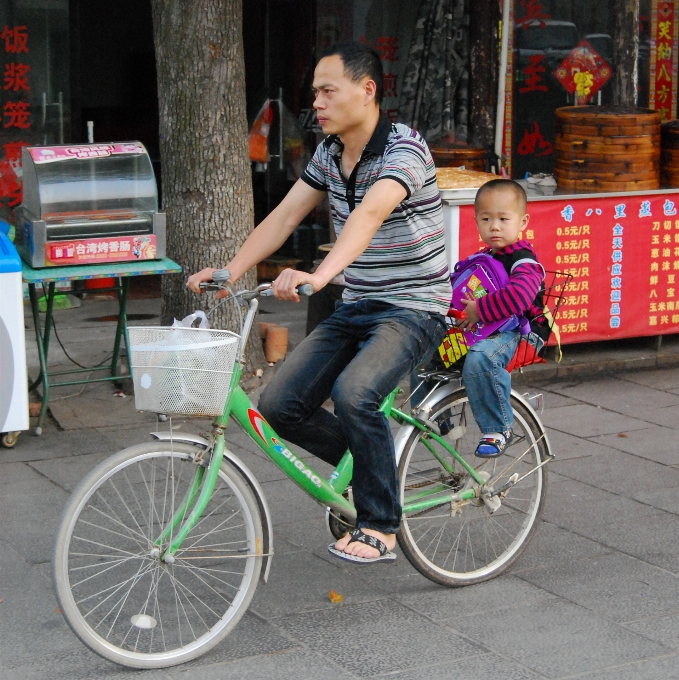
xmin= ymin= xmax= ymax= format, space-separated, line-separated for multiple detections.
xmin=22 ymin=258 xmax=182 ymax=434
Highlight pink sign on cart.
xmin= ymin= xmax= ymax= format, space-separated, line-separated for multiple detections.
xmin=44 ymin=234 xmax=157 ymax=266
xmin=29 ymin=142 xmax=145 ymax=164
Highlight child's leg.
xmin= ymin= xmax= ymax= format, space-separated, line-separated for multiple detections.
xmin=462 ymin=330 xmax=520 ymax=454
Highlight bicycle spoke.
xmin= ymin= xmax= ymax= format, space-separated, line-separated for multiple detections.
xmin=71 ymin=535 xmax=144 ymax=559
xmin=89 ymin=494 xmax=148 ymax=545
xmin=172 ymin=561 xmax=235 ymax=605
xmin=69 ymin=555 xmax=140 ymax=589
xmin=174 ymin=560 xmax=242 ymax=594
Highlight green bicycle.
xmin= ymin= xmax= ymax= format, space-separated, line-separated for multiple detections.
xmin=53 ymin=270 xmax=551 ymax=669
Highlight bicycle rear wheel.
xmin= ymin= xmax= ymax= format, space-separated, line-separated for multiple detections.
xmin=397 ymin=388 xmax=548 ymax=586
xmin=53 ymin=442 xmax=262 ymax=669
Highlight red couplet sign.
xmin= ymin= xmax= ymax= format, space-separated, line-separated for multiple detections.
xmin=458 ymin=193 xmax=679 ymax=344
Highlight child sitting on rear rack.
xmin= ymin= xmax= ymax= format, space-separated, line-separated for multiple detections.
xmin=457 ymin=179 xmax=545 ymax=458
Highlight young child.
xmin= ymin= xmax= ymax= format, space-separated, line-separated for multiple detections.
xmin=457 ymin=179 xmax=544 ymax=458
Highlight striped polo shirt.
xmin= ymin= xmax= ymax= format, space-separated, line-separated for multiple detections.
xmin=301 ymin=113 xmax=451 ymax=314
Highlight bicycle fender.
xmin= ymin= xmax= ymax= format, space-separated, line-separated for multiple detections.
xmin=150 ymin=432 xmax=210 ymax=448
xmin=149 ymin=432 xmax=274 ymax=584
xmin=507 ymin=390 xmax=553 ymax=456
xmin=393 ymin=382 xmax=460 ymax=466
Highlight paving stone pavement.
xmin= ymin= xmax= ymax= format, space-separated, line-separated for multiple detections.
xmin=3 ymin=295 xmax=679 ymax=678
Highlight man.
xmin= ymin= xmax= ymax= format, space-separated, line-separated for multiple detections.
xmin=188 ymin=42 xmax=451 ymax=563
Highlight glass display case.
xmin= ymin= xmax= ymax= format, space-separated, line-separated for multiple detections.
xmin=15 ymin=142 xmax=165 ymax=268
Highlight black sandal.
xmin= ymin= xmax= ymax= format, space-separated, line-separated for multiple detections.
xmin=328 ymin=528 xmax=397 ymax=564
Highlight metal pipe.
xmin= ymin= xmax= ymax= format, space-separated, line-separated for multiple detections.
xmin=42 ymin=92 xmax=47 ymax=144
xmin=278 ymin=87 xmax=284 ymax=171
xmin=494 ymin=0 xmax=512 ymax=166
xmin=58 ymin=91 xmax=63 ymax=143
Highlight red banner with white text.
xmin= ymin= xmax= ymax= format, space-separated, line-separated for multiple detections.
xmin=459 ymin=193 xmax=679 ymax=343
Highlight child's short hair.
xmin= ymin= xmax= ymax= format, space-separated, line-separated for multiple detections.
xmin=475 ymin=179 xmax=527 ymax=214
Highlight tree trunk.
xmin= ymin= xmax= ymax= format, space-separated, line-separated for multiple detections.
xmin=612 ymin=0 xmax=639 ymax=107
xmin=469 ymin=0 xmax=500 ymax=154
xmin=150 ymin=0 xmax=266 ymax=376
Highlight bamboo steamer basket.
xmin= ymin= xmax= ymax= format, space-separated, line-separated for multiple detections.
xmin=430 ymin=143 xmax=486 ymax=171
xmin=661 ymin=121 xmax=679 ymax=186
xmin=554 ymin=106 xmax=661 ymax=192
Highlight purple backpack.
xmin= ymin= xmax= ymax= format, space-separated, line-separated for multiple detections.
xmin=449 ymin=253 xmax=530 ymax=347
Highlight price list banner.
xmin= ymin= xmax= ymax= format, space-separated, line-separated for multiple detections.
xmin=458 ymin=193 xmax=679 ymax=343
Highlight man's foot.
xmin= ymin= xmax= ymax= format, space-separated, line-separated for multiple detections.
xmin=328 ymin=527 xmax=397 ymax=564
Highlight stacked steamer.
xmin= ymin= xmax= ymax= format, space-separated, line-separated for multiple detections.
xmin=661 ymin=120 xmax=679 ymax=186
xmin=430 ymin=142 xmax=486 ymax=171
xmin=554 ymin=106 xmax=661 ymax=192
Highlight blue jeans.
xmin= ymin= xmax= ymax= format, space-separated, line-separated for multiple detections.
xmin=462 ymin=330 xmax=520 ymax=435
xmin=258 ymin=299 xmax=447 ymax=534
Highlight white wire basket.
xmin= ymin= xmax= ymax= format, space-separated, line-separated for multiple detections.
xmin=128 ymin=326 xmax=240 ymax=416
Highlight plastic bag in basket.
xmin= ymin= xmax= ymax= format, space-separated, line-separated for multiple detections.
xmin=172 ymin=311 xmax=210 ymax=331
xmin=131 ymin=312 xmax=239 ymax=416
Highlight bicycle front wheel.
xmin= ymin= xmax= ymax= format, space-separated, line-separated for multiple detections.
xmin=397 ymin=388 xmax=548 ymax=586
xmin=53 ymin=442 xmax=263 ymax=669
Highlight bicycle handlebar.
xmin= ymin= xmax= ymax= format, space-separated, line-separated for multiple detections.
xmin=199 ymin=269 xmax=314 ymax=298
xmin=260 ymin=284 xmax=314 ymax=297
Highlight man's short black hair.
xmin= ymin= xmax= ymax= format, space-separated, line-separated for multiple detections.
xmin=320 ymin=41 xmax=384 ymax=105
xmin=475 ymin=179 xmax=527 ymax=214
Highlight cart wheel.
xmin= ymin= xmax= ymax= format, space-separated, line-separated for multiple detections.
xmin=1 ymin=431 xmax=20 ymax=448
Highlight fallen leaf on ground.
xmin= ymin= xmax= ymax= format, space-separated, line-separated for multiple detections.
xmin=328 ymin=590 xmax=343 ymax=604
xmin=617 ymin=433 xmax=628 ymax=438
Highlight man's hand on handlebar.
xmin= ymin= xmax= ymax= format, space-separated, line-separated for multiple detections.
xmin=187 ymin=266 xmax=320 ymax=301
xmin=188 ymin=267 xmax=240 ymax=299
xmin=271 ymin=268 xmax=321 ymax=302
xmin=187 ymin=267 xmax=219 ymax=294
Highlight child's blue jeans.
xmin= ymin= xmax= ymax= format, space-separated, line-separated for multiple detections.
xmin=462 ymin=329 xmax=520 ymax=435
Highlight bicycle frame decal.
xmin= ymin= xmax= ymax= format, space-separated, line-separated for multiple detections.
xmin=247 ymin=408 xmax=269 ymax=442
xmin=229 ymin=387 xmax=356 ymax=520
xmin=271 ymin=437 xmax=322 ymax=487
xmin=244 ymin=407 xmax=322 ymax=487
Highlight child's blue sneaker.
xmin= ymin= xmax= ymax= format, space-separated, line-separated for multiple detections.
xmin=475 ymin=431 xmax=514 ymax=458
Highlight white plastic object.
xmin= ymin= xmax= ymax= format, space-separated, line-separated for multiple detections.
xmin=446 ymin=425 xmax=466 ymax=441
xmin=172 ymin=310 xmax=209 ymax=329
xmin=130 ymin=614 xmax=157 ymax=629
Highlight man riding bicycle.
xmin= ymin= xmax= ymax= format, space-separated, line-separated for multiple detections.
xmin=188 ymin=41 xmax=450 ymax=564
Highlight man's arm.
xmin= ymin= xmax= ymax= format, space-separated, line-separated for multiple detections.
xmin=272 ymin=178 xmax=407 ymax=300
xmin=186 ymin=179 xmax=325 ymax=293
